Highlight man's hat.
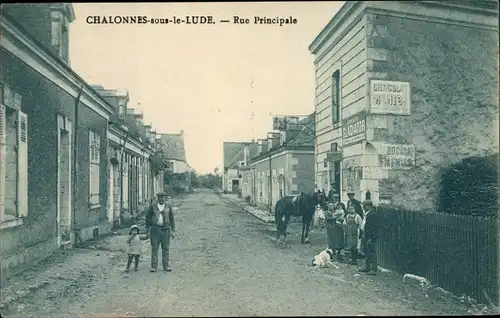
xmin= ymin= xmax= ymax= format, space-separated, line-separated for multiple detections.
xmin=156 ymin=192 xmax=168 ymax=197
xmin=333 ymin=193 xmax=340 ymax=198
xmin=362 ymin=199 xmax=373 ymax=206
xmin=347 ymin=189 xmax=355 ymax=195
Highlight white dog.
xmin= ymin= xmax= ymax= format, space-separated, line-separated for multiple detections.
xmin=311 ymin=248 xmax=339 ymax=269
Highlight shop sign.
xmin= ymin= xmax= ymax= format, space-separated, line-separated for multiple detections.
xmin=326 ymin=151 xmax=342 ymax=162
xmin=374 ymin=143 xmax=415 ymax=170
xmin=369 ymin=80 xmax=411 ymax=115
xmin=342 ymin=111 xmax=366 ymax=146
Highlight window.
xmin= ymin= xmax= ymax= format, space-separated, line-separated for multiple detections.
xmin=331 ymin=70 xmax=340 ymax=125
xmin=123 ymin=154 xmax=129 ymax=206
xmin=51 ymin=11 xmax=70 ymax=63
xmin=138 ymin=158 xmax=143 ymax=203
xmin=118 ymin=99 xmax=125 ymax=117
xmin=89 ymin=130 xmax=101 ymax=207
xmin=0 ymin=83 xmax=28 ymax=225
xmin=61 ymin=23 xmax=69 ymax=63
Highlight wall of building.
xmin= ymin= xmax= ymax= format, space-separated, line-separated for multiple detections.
xmin=171 ymin=160 xmax=190 ymax=174
xmin=75 ymin=99 xmax=109 ymax=240
xmin=0 ymin=47 xmax=111 ymax=278
xmin=240 ymin=169 xmax=253 ymax=201
xmin=312 ymin=3 xmax=368 ymax=201
xmin=2 ymin=4 xmax=54 ymax=55
xmin=290 ymin=152 xmax=315 ymax=195
xmin=248 ymin=150 xmax=316 ymax=210
xmin=362 ymin=5 xmax=498 ymax=211
xmin=312 ymin=2 xmax=498 ymax=207
xmin=224 ymin=168 xmax=239 ymax=193
xmin=1 ymin=49 xmax=67 ymax=279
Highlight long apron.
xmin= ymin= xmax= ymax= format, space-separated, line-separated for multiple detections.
xmin=326 ymin=221 xmax=345 ymax=250
xmin=345 ymin=214 xmax=358 ymax=250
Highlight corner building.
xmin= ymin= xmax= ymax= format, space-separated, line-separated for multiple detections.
xmin=310 ymin=1 xmax=498 ymax=210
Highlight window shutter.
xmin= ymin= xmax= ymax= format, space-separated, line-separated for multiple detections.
xmin=0 ymin=105 xmax=5 ymax=217
xmin=123 ymin=156 xmax=129 ymax=204
xmin=89 ymin=130 xmax=93 ymax=161
xmin=17 ymin=111 xmax=28 ymax=218
xmin=89 ymin=130 xmax=93 ymax=200
xmin=95 ymin=133 xmax=100 ymax=162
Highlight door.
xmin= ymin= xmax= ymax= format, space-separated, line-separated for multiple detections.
xmin=57 ymin=116 xmax=72 ymax=247
xmin=108 ymin=163 xmax=114 ymax=227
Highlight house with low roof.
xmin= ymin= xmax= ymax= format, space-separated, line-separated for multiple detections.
xmin=243 ymin=114 xmax=316 ymax=210
xmin=158 ymin=130 xmax=193 ymax=193
xmin=0 ymin=3 xmax=165 ymax=282
xmin=222 ymin=141 xmax=259 ymax=193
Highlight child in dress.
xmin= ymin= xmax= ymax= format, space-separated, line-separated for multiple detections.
xmin=125 ymin=224 xmax=149 ymax=272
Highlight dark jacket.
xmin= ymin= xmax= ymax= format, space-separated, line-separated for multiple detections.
xmin=362 ymin=208 xmax=379 ymax=241
xmin=347 ymin=198 xmax=364 ymax=218
xmin=146 ymin=202 xmax=175 ymax=232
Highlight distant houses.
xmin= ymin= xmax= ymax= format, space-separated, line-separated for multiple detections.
xmin=222 ymin=141 xmax=258 ymax=194
xmin=0 ymin=3 xmax=170 ymax=282
xmin=158 ymin=130 xmax=193 ymax=194
xmin=223 ymin=114 xmax=316 ymax=211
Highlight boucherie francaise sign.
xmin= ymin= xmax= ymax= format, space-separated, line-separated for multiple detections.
xmin=342 ymin=111 xmax=366 ymax=146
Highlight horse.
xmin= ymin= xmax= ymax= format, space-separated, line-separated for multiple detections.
xmin=274 ymin=192 xmax=318 ymax=244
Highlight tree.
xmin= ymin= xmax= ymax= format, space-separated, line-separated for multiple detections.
xmin=151 ymin=146 xmax=171 ymax=177
xmin=190 ymin=171 xmax=200 ymax=188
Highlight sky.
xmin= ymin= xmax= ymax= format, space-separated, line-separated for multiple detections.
xmin=69 ymin=2 xmax=345 ymax=174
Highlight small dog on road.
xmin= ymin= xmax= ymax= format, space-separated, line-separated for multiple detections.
xmin=311 ymin=248 xmax=339 ymax=269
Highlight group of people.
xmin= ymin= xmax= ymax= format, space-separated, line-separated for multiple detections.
xmin=315 ymin=185 xmax=379 ymax=275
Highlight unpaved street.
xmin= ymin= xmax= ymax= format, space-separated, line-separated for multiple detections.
xmin=1 ymin=189 xmax=473 ymax=317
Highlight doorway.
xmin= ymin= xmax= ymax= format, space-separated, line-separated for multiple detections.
xmin=108 ymin=162 xmax=115 ymax=227
xmin=57 ymin=115 xmax=72 ymax=247
xmin=231 ymin=179 xmax=240 ymax=194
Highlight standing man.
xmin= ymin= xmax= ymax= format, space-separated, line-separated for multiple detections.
xmin=146 ymin=192 xmax=175 ymax=272
xmin=346 ymin=189 xmax=364 ymax=218
xmin=359 ymin=200 xmax=378 ymax=275
xmin=327 ymin=182 xmax=336 ymax=203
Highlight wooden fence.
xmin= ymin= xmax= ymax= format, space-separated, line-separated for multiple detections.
xmin=375 ymin=208 xmax=499 ymax=306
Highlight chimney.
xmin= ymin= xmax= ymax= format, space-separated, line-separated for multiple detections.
xmin=243 ymin=146 xmax=248 ymax=164
xmin=258 ymin=139 xmax=269 ymax=155
xmin=267 ymin=133 xmax=280 ymax=150
xmin=50 ymin=3 xmax=75 ymax=64
xmin=92 ymin=85 xmax=129 ymax=118
xmin=280 ymin=131 xmax=286 ymax=144
xmin=180 ymin=130 xmax=184 ymax=135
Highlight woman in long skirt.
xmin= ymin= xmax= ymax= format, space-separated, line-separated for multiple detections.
xmin=326 ymin=201 xmax=346 ymax=260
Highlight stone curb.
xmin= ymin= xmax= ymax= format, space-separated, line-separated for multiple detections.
xmin=222 ymin=196 xmax=275 ymax=224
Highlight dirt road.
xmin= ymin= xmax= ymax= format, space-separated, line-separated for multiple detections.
xmin=1 ymin=189 xmax=475 ymax=317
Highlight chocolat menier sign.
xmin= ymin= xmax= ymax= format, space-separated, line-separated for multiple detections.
xmin=369 ymin=80 xmax=411 ymax=115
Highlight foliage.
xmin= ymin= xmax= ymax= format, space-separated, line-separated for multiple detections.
xmin=438 ymin=153 xmax=498 ymax=217
xmin=190 ymin=171 xmax=200 ymax=188
xmin=123 ymin=115 xmax=141 ymax=139
xmin=151 ymin=146 xmax=171 ymax=177
xmin=194 ymin=173 xmax=222 ymax=189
